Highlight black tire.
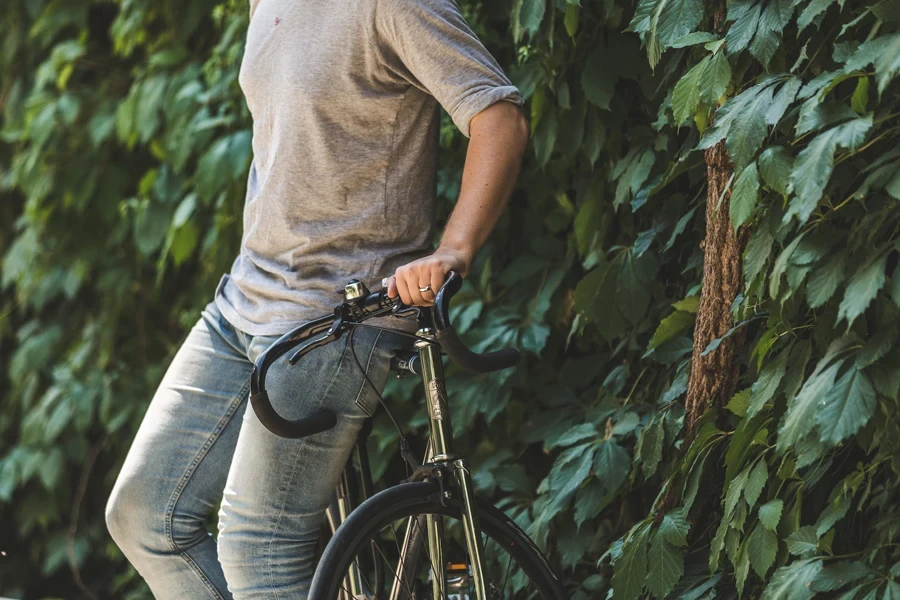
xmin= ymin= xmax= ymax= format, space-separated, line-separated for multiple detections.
xmin=309 ymin=481 xmax=567 ymax=600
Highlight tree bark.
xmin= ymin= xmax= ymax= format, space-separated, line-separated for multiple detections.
xmin=682 ymin=0 xmax=751 ymax=440
xmin=683 ymin=140 xmax=749 ymax=438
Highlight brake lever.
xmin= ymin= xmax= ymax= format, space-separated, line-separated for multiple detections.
xmin=288 ymin=305 xmax=348 ymax=365
xmin=288 ymin=331 xmax=339 ymax=365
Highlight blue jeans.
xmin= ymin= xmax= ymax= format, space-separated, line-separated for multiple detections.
xmin=106 ymin=299 xmax=407 ymax=598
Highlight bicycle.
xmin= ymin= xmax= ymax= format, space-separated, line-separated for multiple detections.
xmin=248 ymin=272 xmax=567 ymax=600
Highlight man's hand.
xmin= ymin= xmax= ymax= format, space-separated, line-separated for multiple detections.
xmin=385 ymin=247 xmax=470 ymax=306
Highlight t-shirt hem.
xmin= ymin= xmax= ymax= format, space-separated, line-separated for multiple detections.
xmin=214 ymin=274 xmax=421 ymax=337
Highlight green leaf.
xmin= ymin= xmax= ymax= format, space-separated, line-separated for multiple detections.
xmin=797 ymin=0 xmax=838 ymax=32
xmin=807 ymin=253 xmax=847 ymax=308
xmin=758 ymin=146 xmax=793 ymax=195
xmin=796 ymin=103 xmax=858 ymax=138
xmin=520 ymin=0 xmax=546 ymax=39
xmin=726 ymin=389 xmax=751 ymax=416
xmin=838 ymin=252 xmax=888 ymax=327
xmin=646 ymin=535 xmax=684 ymax=599
xmin=726 ymin=413 xmax=768 ymax=483
xmin=133 ymin=199 xmax=172 ymax=256
xmin=857 ymin=322 xmax=898 ymax=368
xmin=581 ymin=48 xmax=617 ymax=110
xmin=725 ymin=467 xmax=749 ymax=517
xmin=635 ymin=417 xmax=664 ymax=478
xmin=726 ymin=83 xmax=775 ymax=171
xmin=564 ymin=4 xmax=579 ymax=37
xmin=613 ymin=523 xmax=650 ymax=600
xmin=748 ymin=347 xmax=789 ymax=418
xmin=672 ymin=59 xmax=705 ymax=125
xmin=778 ymin=358 xmax=844 ymax=451
xmin=762 ymin=559 xmax=823 ymax=600
xmin=787 ymin=115 xmax=874 ymax=224
xmin=745 ymin=223 xmax=774 ymax=285
xmin=611 ymin=412 xmax=641 ymax=437
xmin=749 ymin=26 xmax=781 ymax=67
xmin=748 ymin=524 xmax=778 ymax=578
xmin=549 ymin=422 xmax=598 ymax=449
xmin=786 ymin=527 xmax=818 ymax=557
xmin=533 ymin=109 xmax=558 ymax=167
xmin=699 ymin=51 xmax=731 ymax=104
xmin=655 ymin=0 xmax=705 ymax=47
xmin=842 ymin=34 xmax=900 ymax=95
xmin=659 ymin=512 xmax=690 ymax=547
xmin=893 ymin=263 xmax=900 ymax=307
xmin=545 ymin=442 xmax=597 ymax=504
xmin=616 ymin=251 xmax=655 ymax=324
xmin=670 ymin=32 xmax=719 ymax=48
xmin=766 ymin=77 xmax=801 ymax=126
xmin=594 ymin=440 xmax=631 ymax=493
xmin=883 ymin=581 xmax=900 ymax=600
xmin=649 ymin=310 xmax=695 ymax=350
xmin=744 ymin=459 xmax=768 ymax=508
xmin=851 ymin=76 xmax=870 ymax=113
xmin=761 ymin=0 xmax=795 ymax=31
xmin=810 ymin=561 xmax=871 ymax=592
xmin=759 ymin=499 xmax=784 ymax=530
xmin=814 ymin=366 xmax=876 ymax=447
xmin=574 ymin=479 xmax=606 ymax=526
xmin=710 ymin=516 xmax=730 ymax=572
xmin=731 ymin=162 xmax=760 ymax=230
xmin=38 ymin=448 xmax=64 ymax=490
xmin=727 ymin=2 xmax=762 ymax=55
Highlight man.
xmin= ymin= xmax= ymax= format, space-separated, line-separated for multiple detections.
xmin=105 ymin=0 xmax=528 ymax=597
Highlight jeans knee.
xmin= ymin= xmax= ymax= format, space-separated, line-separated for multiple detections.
xmin=106 ymin=473 xmax=166 ymax=558
xmin=105 ymin=478 xmax=139 ymax=553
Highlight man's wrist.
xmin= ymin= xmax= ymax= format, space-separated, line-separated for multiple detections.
xmin=436 ymin=241 xmax=475 ymax=274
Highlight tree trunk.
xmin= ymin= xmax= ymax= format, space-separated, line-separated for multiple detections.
xmin=683 ymin=141 xmax=749 ymax=438
xmin=682 ymin=0 xmax=750 ymax=440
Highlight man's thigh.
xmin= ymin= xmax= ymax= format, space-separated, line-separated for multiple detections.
xmin=216 ymin=326 xmax=403 ymax=592
xmin=109 ymin=301 xmax=254 ymax=550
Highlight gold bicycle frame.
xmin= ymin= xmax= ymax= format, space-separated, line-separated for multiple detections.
xmin=414 ymin=326 xmax=488 ymax=600
xmin=329 ymin=324 xmax=490 ymax=600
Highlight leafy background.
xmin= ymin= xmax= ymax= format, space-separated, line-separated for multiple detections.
xmin=1 ymin=0 xmax=899 ymax=598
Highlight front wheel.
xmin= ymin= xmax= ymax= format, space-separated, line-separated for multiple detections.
xmin=309 ymin=481 xmax=567 ymax=600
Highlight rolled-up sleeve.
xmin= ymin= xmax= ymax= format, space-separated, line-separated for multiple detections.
xmin=373 ymin=0 xmax=523 ymax=138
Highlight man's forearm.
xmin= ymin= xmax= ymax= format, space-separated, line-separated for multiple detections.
xmin=387 ymin=99 xmax=529 ymax=306
xmin=438 ymin=100 xmax=531 ymax=272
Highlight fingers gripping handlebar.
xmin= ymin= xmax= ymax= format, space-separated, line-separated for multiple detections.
xmin=249 ymin=271 xmax=521 ymax=439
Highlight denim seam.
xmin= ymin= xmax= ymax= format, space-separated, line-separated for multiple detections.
xmin=264 ymin=335 xmax=351 ymax=597
xmin=164 ymin=375 xmax=251 ymax=600
xmin=353 ymin=329 xmax=384 ymax=417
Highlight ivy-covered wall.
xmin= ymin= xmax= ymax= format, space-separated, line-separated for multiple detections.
xmin=1 ymin=0 xmax=898 ymax=598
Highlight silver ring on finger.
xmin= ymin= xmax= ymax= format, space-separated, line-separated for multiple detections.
xmin=418 ymin=285 xmax=432 ymax=293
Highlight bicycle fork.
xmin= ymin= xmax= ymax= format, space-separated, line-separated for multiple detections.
xmin=415 ymin=328 xmax=488 ymax=600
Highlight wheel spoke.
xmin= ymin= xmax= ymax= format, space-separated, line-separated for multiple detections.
xmin=501 ymin=545 xmax=514 ymax=597
xmin=372 ymin=520 xmax=417 ymax=598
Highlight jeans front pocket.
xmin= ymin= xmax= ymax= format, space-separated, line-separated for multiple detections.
xmin=348 ymin=328 xmax=411 ymax=418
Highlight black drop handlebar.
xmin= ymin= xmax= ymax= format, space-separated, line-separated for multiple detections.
xmin=249 ymin=271 xmax=520 ymax=439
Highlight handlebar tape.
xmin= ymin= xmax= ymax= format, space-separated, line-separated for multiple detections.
xmin=434 ymin=325 xmax=521 ymax=373
xmin=249 ymin=391 xmax=337 ymax=439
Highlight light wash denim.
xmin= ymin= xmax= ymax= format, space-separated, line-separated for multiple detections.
xmin=106 ymin=299 xmax=408 ymax=599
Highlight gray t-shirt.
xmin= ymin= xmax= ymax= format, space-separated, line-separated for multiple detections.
xmin=214 ymin=0 xmax=524 ymax=336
